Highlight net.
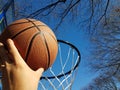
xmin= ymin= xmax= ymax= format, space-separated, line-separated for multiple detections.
xmin=38 ymin=40 xmax=81 ymax=90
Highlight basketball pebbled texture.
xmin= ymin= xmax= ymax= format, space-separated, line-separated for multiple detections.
xmin=0 ymin=18 xmax=58 ymax=71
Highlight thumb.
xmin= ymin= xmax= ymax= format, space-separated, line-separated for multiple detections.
xmin=6 ymin=39 xmax=23 ymax=64
xmin=35 ymin=68 xmax=44 ymax=78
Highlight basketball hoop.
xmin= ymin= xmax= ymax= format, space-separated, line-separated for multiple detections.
xmin=39 ymin=40 xmax=81 ymax=90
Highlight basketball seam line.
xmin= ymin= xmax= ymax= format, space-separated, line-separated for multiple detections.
xmin=42 ymin=34 xmax=50 ymax=69
xmin=42 ymin=31 xmax=57 ymax=44
xmin=11 ymin=25 xmax=42 ymax=39
xmin=26 ymin=18 xmax=50 ymax=70
xmin=24 ymin=32 xmax=41 ymax=62
xmin=9 ymin=20 xmax=45 ymax=26
xmin=9 ymin=21 xmax=36 ymax=26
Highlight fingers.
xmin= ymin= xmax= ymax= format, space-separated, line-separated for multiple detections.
xmin=6 ymin=39 xmax=23 ymax=64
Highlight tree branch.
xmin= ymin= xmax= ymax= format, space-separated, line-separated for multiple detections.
xmin=54 ymin=0 xmax=81 ymax=31
xmin=94 ymin=0 xmax=110 ymax=29
xmin=27 ymin=0 xmax=66 ymax=18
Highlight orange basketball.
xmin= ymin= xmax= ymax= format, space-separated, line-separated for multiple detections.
xmin=0 ymin=18 xmax=58 ymax=71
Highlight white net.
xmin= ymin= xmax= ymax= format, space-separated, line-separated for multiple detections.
xmin=38 ymin=40 xmax=81 ymax=90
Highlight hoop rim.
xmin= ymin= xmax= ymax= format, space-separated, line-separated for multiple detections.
xmin=41 ymin=39 xmax=81 ymax=80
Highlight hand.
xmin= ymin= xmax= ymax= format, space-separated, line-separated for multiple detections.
xmin=0 ymin=39 xmax=44 ymax=90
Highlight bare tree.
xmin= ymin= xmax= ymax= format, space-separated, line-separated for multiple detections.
xmin=13 ymin=0 xmax=111 ymax=32
xmin=89 ymin=1 xmax=120 ymax=89
xmin=81 ymin=75 xmax=117 ymax=90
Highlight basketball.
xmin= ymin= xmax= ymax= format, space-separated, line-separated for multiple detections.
xmin=0 ymin=18 xmax=58 ymax=71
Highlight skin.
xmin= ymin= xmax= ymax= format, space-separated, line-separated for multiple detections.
xmin=0 ymin=39 xmax=44 ymax=90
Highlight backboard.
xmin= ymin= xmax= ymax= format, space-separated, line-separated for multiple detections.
xmin=0 ymin=0 xmax=15 ymax=34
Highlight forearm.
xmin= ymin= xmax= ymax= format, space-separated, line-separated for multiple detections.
xmin=2 ymin=80 xmax=38 ymax=90
xmin=1 ymin=69 xmax=39 ymax=90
